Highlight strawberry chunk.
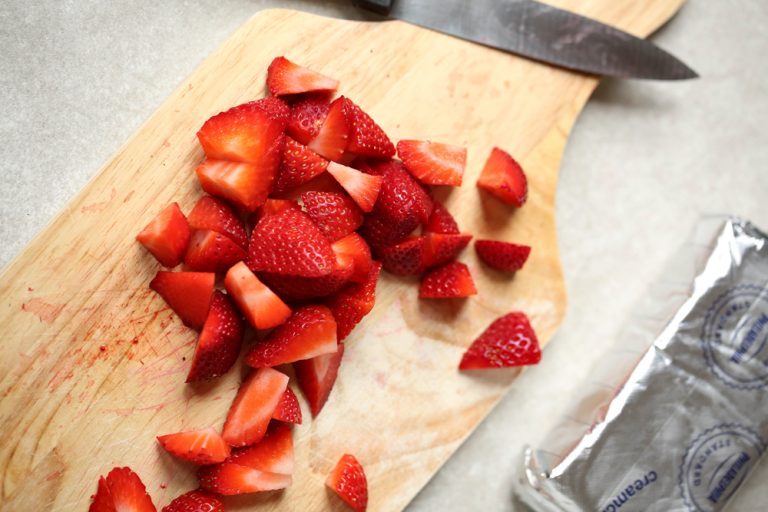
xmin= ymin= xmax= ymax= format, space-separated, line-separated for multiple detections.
xmin=186 ymin=291 xmax=244 ymax=382
xmin=136 ymin=203 xmax=190 ymax=268
xmin=302 ymin=191 xmax=363 ymax=241
xmin=331 ymin=233 xmax=373 ymax=283
xmin=267 ymin=56 xmax=339 ymax=97
xmin=272 ymin=387 xmax=302 ymax=425
xmin=224 ymin=262 xmax=291 ymax=330
xmin=197 ymin=464 xmax=291 ymax=496
xmin=250 ymin=96 xmax=291 ymax=125
xmin=249 ymin=198 xmax=301 ymax=225
xmin=287 ymin=94 xmax=331 ymax=145
xmin=149 ymin=271 xmax=214 ymax=330
xmin=260 ymin=251 xmax=355 ymax=301
xmin=161 ymin=490 xmax=223 ymax=512
xmin=419 ymin=261 xmax=477 ymax=299
xmin=157 ymin=427 xmax=231 ymax=465
xmin=245 ymin=305 xmax=337 ymax=367
xmin=476 ymin=147 xmax=528 ymax=207
xmin=308 ymin=97 xmax=349 ymax=161
xmin=184 ymin=229 xmax=247 ymax=273
xmin=196 ymin=158 xmax=275 ymax=213
xmin=424 ymin=202 xmax=460 ymax=235
xmin=226 ymin=423 xmax=294 ymax=475
xmin=294 ymin=342 xmax=345 ymax=417
xmin=222 ymin=368 xmax=289 ymax=447
xmin=89 ymin=467 xmax=156 ymax=512
xmin=379 ymin=236 xmax=428 ymax=276
xmin=397 ymin=140 xmax=466 ymax=186
xmin=340 ymin=97 xmax=394 ymax=158
xmin=187 ymin=195 xmax=248 ymax=249
xmin=273 ymin=137 xmax=329 ymax=195
xmin=326 ymin=262 xmax=382 ymax=341
xmin=459 ymin=312 xmax=541 ymax=369
xmin=424 ymin=232 xmax=472 ymax=268
xmin=326 ymin=162 xmax=383 ymax=213
xmin=326 ymin=454 xmax=368 ymax=512
xmin=475 ymin=240 xmax=531 ymax=272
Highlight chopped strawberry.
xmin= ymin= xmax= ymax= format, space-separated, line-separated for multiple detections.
xmin=326 ymin=454 xmax=368 ymax=512
xmin=222 ymin=368 xmax=289 ymax=447
xmin=476 ymin=147 xmax=528 ymax=207
xmin=260 ymin=249 xmax=355 ymax=301
xmin=294 ymin=342 xmax=345 ymax=417
xmin=424 ymin=232 xmax=472 ymax=268
xmin=424 ymin=202 xmax=460 ymax=234
xmin=419 ymin=261 xmax=477 ymax=299
xmin=224 ymin=262 xmax=291 ymax=330
xmin=397 ymin=140 xmax=466 ymax=186
xmin=250 ymin=96 xmax=291 ymax=125
xmin=379 ymin=236 xmax=428 ymax=276
xmin=245 ymin=305 xmax=338 ymax=367
xmin=326 ymin=162 xmax=383 ymax=212
xmin=267 ymin=56 xmax=339 ymax=97
xmin=272 ymin=387 xmax=302 ymax=424
xmin=89 ymin=467 xmax=156 ymax=512
xmin=459 ymin=311 xmax=541 ymax=369
xmin=276 ymin=171 xmax=347 ymax=201
xmin=226 ymin=423 xmax=294 ymax=475
xmin=331 ymin=233 xmax=372 ymax=283
xmin=273 ymin=137 xmax=329 ymax=195
xmin=161 ymin=490 xmax=223 ymax=512
xmin=197 ymin=464 xmax=291 ymax=496
xmin=301 ymin=191 xmax=363 ymax=241
xmin=195 ymin=159 xmax=274 ymax=213
xmin=149 ymin=271 xmax=214 ymax=330
xmin=308 ymin=97 xmax=349 ymax=161
xmin=183 ymin=229 xmax=246 ymax=273
xmin=326 ymin=262 xmax=382 ymax=341
xmin=340 ymin=97 xmax=394 ymax=158
xmin=475 ymin=240 xmax=531 ymax=272
xmin=286 ymin=94 xmax=331 ymax=145
xmin=157 ymin=427 xmax=231 ymax=465
xmin=187 ymin=195 xmax=248 ymax=249
xmin=186 ymin=291 xmax=244 ymax=382
xmin=136 ymin=203 xmax=190 ymax=268
xmin=249 ymin=198 xmax=301 ymax=225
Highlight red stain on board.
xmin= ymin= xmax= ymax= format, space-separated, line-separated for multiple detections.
xmin=27 ymin=287 xmax=33 ymax=292
xmin=160 ymin=483 xmax=168 ymax=489
xmin=162 ymin=139 xmax=171 ymax=148
xmin=123 ymin=190 xmax=135 ymax=203
xmin=375 ymin=372 xmax=388 ymax=386
xmin=48 ymin=366 xmax=74 ymax=392
xmin=81 ymin=188 xmax=117 ymax=213
xmin=99 ymin=345 xmax=107 ymax=352
xmin=21 ymin=298 xmax=65 ymax=324
xmin=45 ymin=470 xmax=63 ymax=482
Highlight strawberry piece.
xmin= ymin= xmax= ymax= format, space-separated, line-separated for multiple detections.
xmin=326 ymin=454 xmax=368 ymax=512
xmin=247 ymin=207 xmax=336 ymax=277
xmin=294 ymin=342 xmax=345 ymax=417
xmin=184 ymin=229 xmax=246 ymax=273
xmin=224 ymin=262 xmax=291 ymax=330
xmin=326 ymin=262 xmax=382 ymax=341
xmin=273 ymin=137 xmax=329 ymax=195
xmin=251 ymin=96 xmax=291 ymax=125
xmin=249 ymin=198 xmax=301 ymax=225
xmin=226 ymin=423 xmax=294 ymax=475
xmin=379 ymin=236 xmax=428 ymax=276
xmin=459 ymin=311 xmax=541 ymax=369
xmin=197 ymin=464 xmax=291 ymax=496
xmin=245 ymin=305 xmax=337 ymax=367
xmin=161 ymin=490 xmax=223 ymax=512
xmin=196 ymin=158 xmax=275 ymax=213
xmin=475 ymin=240 xmax=531 ymax=272
xmin=424 ymin=202 xmax=460 ymax=235
xmin=302 ymin=191 xmax=363 ymax=241
xmin=187 ymin=196 xmax=248 ymax=249
xmin=476 ymin=147 xmax=528 ymax=207
xmin=157 ymin=427 xmax=231 ymax=465
xmin=89 ymin=467 xmax=156 ymax=512
xmin=149 ymin=271 xmax=214 ymax=330
xmin=136 ymin=203 xmax=190 ymax=268
xmin=260 ymin=251 xmax=355 ymax=301
xmin=276 ymin=171 xmax=347 ymax=201
xmin=332 ymin=233 xmax=372 ymax=283
xmin=308 ymin=97 xmax=349 ymax=161
xmin=340 ymin=97 xmax=394 ymax=158
xmin=222 ymin=367 xmax=289 ymax=447
xmin=397 ymin=140 xmax=466 ymax=186
xmin=267 ymin=56 xmax=339 ymax=97
xmin=326 ymin=162 xmax=383 ymax=212
xmin=186 ymin=291 xmax=244 ymax=382
xmin=272 ymin=388 xmax=302 ymax=424
xmin=419 ymin=261 xmax=477 ymax=299
xmin=287 ymin=94 xmax=330 ymax=145
xmin=424 ymin=232 xmax=472 ymax=268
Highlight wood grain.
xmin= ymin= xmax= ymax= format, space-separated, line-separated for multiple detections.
xmin=0 ymin=1 xmax=686 ymax=510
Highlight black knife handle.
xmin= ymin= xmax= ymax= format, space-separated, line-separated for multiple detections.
xmin=355 ymin=0 xmax=394 ymax=15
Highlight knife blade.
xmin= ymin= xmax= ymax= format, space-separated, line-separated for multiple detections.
xmin=355 ymin=0 xmax=697 ymax=80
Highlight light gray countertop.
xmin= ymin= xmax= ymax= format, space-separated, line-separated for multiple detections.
xmin=2 ymin=1 xmax=767 ymax=510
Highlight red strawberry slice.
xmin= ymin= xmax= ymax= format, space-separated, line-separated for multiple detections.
xmin=156 ymin=427 xmax=231 ymax=465
xmin=287 ymin=94 xmax=331 ymax=145
xmin=161 ymin=490 xmax=223 ymax=512
xmin=187 ymin=195 xmax=248 ymax=249
xmin=226 ymin=423 xmax=294 ymax=475
xmin=273 ymin=137 xmax=329 ymax=195
xmin=249 ymin=198 xmax=301 ymax=225
xmin=459 ymin=311 xmax=541 ymax=369
xmin=326 ymin=262 xmax=382 ymax=341
xmin=419 ymin=261 xmax=477 ymax=299
xmin=246 ymin=207 xmax=336 ymax=277
xmin=196 ymin=158 xmax=275 ymax=213
xmin=326 ymin=162 xmax=383 ymax=213
xmin=222 ymin=367 xmax=289 ymax=447
xmin=424 ymin=202 xmax=460 ymax=235
xmin=397 ymin=140 xmax=467 ymax=186
xmin=245 ymin=305 xmax=338 ymax=367
xmin=186 ymin=291 xmax=244 ymax=382
xmin=476 ymin=147 xmax=528 ymax=207
xmin=379 ymin=236 xmax=428 ymax=276
xmin=272 ymin=387 xmax=302 ymax=424
xmin=331 ymin=233 xmax=372 ymax=283
xmin=424 ymin=232 xmax=472 ymax=268
xmin=267 ymin=56 xmax=339 ymax=97
xmin=301 ymin=191 xmax=363 ymax=241
xmin=197 ymin=463 xmax=291 ymax=496
xmin=259 ymin=252 xmax=354 ymax=301
xmin=225 ymin=262 xmax=291 ymax=330
xmin=326 ymin=454 xmax=368 ymax=512
xmin=149 ymin=271 xmax=214 ymax=330
xmin=251 ymin=96 xmax=291 ymax=125
xmin=340 ymin=96 xmax=395 ymax=158
xmin=184 ymin=229 xmax=246 ymax=273
xmin=475 ymin=240 xmax=531 ymax=272
xmin=308 ymin=97 xmax=349 ymax=161
xmin=136 ymin=203 xmax=190 ymax=268
xmin=89 ymin=467 xmax=156 ymax=512
xmin=294 ymin=342 xmax=345 ymax=417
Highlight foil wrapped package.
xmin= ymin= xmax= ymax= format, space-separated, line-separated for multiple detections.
xmin=516 ymin=217 xmax=768 ymax=512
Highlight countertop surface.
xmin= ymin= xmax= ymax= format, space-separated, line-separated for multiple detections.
xmin=2 ymin=1 xmax=767 ymax=510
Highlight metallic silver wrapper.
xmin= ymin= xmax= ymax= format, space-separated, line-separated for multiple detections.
xmin=516 ymin=217 xmax=768 ymax=512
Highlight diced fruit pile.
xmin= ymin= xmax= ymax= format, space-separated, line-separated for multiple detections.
xmin=92 ymin=56 xmax=542 ymax=511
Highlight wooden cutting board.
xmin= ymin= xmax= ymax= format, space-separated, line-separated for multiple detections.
xmin=0 ymin=1 xmax=686 ymax=510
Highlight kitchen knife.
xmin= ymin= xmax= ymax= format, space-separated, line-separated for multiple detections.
xmin=356 ymin=0 xmax=697 ymax=80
